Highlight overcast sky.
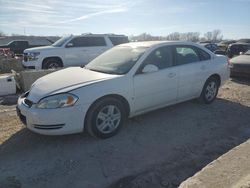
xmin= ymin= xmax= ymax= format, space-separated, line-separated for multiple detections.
xmin=0 ymin=0 xmax=250 ymax=39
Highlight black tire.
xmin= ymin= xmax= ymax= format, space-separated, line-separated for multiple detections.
xmin=85 ymin=97 xmax=126 ymax=139
xmin=43 ymin=58 xmax=62 ymax=69
xmin=199 ymin=77 xmax=219 ymax=104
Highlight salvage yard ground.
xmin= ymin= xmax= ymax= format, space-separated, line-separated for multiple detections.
xmin=0 ymin=79 xmax=250 ymax=188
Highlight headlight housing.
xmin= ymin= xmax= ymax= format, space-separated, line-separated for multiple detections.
xmin=36 ymin=93 xmax=78 ymax=109
xmin=27 ymin=52 xmax=40 ymax=61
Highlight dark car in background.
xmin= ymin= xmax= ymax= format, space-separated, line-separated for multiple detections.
xmin=230 ymin=50 xmax=250 ymax=77
xmin=217 ymin=40 xmax=236 ymax=51
xmin=237 ymin=39 xmax=250 ymax=44
xmin=0 ymin=40 xmax=46 ymax=55
xmin=226 ymin=43 xmax=250 ymax=58
xmin=200 ymin=43 xmax=219 ymax=52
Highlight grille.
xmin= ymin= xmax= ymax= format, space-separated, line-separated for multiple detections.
xmin=33 ymin=124 xmax=65 ymax=130
xmin=23 ymin=53 xmax=28 ymax=62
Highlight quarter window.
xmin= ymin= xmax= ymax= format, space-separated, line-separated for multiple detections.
xmin=109 ymin=36 xmax=129 ymax=46
xmin=68 ymin=37 xmax=106 ymax=47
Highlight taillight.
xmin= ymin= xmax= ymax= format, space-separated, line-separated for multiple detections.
xmin=227 ymin=58 xmax=233 ymax=68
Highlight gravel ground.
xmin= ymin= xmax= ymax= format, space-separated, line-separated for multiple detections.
xmin=0 ymin=78 xmax=250 ymax=188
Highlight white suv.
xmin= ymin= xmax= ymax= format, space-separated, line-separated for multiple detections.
xmin=22 ymin=34 xmax=129 ymax=70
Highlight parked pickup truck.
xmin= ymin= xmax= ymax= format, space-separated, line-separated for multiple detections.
xmin=22 ymin=34 xmax=129 ymax=70
xmin=0 ymin=40 xmax=46 ymax=55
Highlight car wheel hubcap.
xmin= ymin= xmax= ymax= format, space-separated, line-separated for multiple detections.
xmin=96 ymin=105 xmax=121 ymax=134
xmin=205 ymin=81 xmax=217 ymax=101
xmin=48 ymin=63 xmax=59 ymax=69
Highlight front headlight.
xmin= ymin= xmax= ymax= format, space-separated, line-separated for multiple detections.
xmin=36 ymin=93 xmax=78 ymax=109
xmin=27 ymin=52 xmax=40 ymax=61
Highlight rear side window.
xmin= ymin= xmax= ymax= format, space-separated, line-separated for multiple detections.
xmin=109 ymin=36 xmax=129 ymax=46
xmin=69 ymin=37 xmax=106 ymax=47
xmin=174 ymin=46 xmax=200 ymax=65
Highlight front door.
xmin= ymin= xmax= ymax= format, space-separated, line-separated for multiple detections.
xmin=133 ymin=46 xmax=178 ymax=113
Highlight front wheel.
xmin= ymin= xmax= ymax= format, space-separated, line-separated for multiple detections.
xmin=199 ymin=77 xmax=219 ymax=104
xmin=85 ymin=97 xmax=126 ymax=139
xmin=43 ymin=58 xmax=62 ymax=69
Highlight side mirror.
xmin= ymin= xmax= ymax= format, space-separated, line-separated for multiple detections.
xmin=66 ymin=43 xmax=74 ymax=48
xmin=142 ymin=64 xmax=159 ymax=73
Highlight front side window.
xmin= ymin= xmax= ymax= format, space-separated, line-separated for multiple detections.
xmin=52 ymin=35 xmax=71 ymax=47
xmin=141 ymin=46 xmax=174 ymax=70
xmin=175 ymin=46 xmax=200 ymax=65
xmin=68 ymin=37 xmax=106 ymax=47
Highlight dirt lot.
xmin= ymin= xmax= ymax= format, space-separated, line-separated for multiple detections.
xmin=0 ymin=79 xmax=250 ymax=188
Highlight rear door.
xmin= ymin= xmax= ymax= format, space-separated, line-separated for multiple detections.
xmin=173 ymin=45 xmax=212 ymax=101
xmin=133 ymin=45 xmax=179 ymax=112
xmin=64 ymin=36 xmax=108 ymax=66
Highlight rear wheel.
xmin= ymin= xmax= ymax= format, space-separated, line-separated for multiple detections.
xmin=200 ymin=77 xmax=219 ymax=104
xmin=85 ymin=97 xmax=126 ymax=139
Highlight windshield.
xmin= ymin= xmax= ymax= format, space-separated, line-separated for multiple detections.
xmin=85 ymin=46 xmax=147 ymax=75
xmin=244 ymin=50 xmax=250 ymax=55
xmin=52 ymin=36 xmax=71 ymax=47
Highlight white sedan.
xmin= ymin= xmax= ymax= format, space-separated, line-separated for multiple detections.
xmin=17 ymin=41 xmax=229 ymax=138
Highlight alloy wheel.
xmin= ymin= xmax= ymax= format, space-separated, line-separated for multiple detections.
xmin=96 ymin=105 xmax=121 ymax=134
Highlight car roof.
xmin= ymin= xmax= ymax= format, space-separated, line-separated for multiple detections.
xmin=78 ymin=33 xmax=127 ymax=37
xmin=230 ymin=42 xmax=250 ymax=46
xmin=119 ymin=41 xmax=200 ymax=48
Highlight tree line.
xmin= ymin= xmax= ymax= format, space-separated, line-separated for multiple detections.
xmin=1 ymin=29 xmax=223 ymax=42
xmin=130 ymin=30 xmax=223 ymax=42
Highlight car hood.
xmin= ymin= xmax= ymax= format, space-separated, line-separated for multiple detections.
xmin=27 ymin=67 xmax=120 ymax=103
xmin=231 ymin=55 xmax=250 ymax=65
xmin=24 ymin=45 xmax=58 ymax=52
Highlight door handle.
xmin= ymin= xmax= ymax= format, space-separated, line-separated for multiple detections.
xmin=168 ymin=72 xmax=176 ymax=78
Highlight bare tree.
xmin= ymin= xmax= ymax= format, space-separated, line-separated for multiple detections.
xmin=130 ymin=30 xmax=223 ymax=42
xmin=204 ymin=31 xmax=213 ymax=41
xmin=11 ymin=33 xmax=23 ymax=36
xmin=0 ymin=31 xmax=6 ymax=37
xmin=180 ymin=32 xmax=200 ymax=42
xmin=212 ymin=29 xmax=223 ymax=42
xmin=166 ymin=32 xmax=180 ymax=41
xmin=204 ymin=30 xmax=223 ymax=42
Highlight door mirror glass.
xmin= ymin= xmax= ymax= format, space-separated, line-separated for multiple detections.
xmin=66 ymin=43 xmax=74 ymax=48
xmin=142 ymin=64 xmax=159 ymax=73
